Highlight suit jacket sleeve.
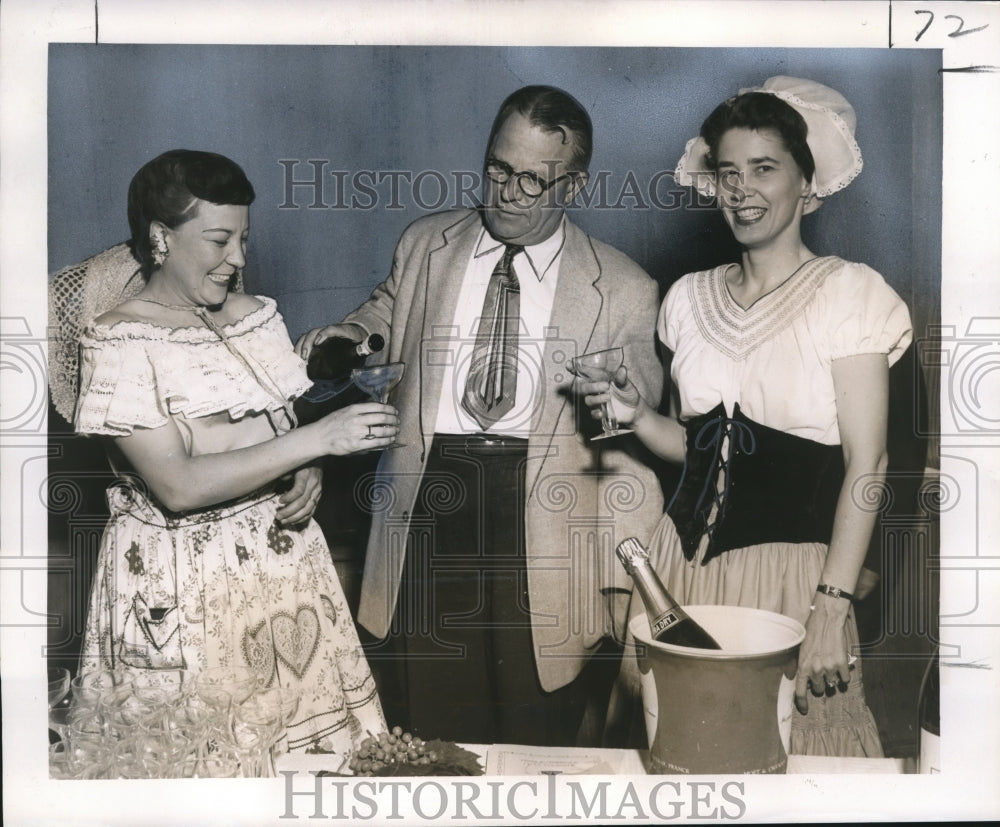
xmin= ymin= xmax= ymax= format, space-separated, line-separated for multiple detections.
xmin=340 ymin=222 xmax=416 ymax=345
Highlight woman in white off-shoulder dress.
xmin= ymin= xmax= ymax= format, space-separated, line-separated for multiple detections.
xmin=74 ymin=150 xmax=397 ymax=753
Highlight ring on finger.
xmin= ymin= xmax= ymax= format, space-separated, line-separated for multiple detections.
xmin=364 ymin=424 xmax=377 ymax=440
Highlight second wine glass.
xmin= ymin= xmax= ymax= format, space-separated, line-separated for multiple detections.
xmin=569 ymin=347 xmax=633 ymax=440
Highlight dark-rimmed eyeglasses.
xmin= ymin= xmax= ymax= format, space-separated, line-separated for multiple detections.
xmin=485 ymin=159 xmax=574 ymax=200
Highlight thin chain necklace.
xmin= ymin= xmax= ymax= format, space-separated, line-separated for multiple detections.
xmin=134 ymin=296 xmax=222 ymax=322
xmin=134 ymin=296 xmax=201 ymax=311
xmin=135 ymin=297 xmax=228 ymax=340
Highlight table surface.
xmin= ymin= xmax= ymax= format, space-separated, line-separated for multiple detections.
xmin=277 ymin=744 xmax=908 ymax=776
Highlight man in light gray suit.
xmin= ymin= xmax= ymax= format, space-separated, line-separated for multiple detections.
xmin=297 ymin=85 xmax=663 ymax=746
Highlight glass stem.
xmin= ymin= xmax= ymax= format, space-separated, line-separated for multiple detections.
xmin=601 ymin=402 xmax=618 ymax=432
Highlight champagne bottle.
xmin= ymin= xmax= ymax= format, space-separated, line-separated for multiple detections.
xmin=616 ymin=537 xmax=722 ymax=649
xmin=307 ymin=333 xmax=385 ymax=381
xmin=294 ymin=333 xmax=386 ymax=426
xmin=917 ymin=647 xmax=940 ymax=773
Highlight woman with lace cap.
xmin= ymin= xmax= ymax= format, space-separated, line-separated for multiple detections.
xmin=72 ymin=149 xmax=394 ymax=755
xmin=577 ymin=77 xmax=912 ymax=755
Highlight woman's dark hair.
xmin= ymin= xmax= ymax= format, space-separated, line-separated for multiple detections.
xmin=487 ymin=85 xmax=593 ymax=173
xmin=127 ymin=149 xmax=256 ymax=272
xmin=700 ymin=92 xmax=815 ymax=184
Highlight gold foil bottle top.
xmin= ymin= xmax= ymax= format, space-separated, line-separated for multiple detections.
xmin=615 ymin=537 xmax=650 ymax=571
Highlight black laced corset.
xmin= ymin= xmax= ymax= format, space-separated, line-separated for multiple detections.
xmin=666 ymin=402 xmax=845 ymax=565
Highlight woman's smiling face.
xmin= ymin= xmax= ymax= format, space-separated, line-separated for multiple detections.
xmin=154 ymin=200 xmax=249 ymax=307
xmin=715 ymin=127 xmax=812 ymax=251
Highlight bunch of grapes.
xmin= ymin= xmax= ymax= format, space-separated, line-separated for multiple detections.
xmin=348 ymin=726 xmax=439 ymax=776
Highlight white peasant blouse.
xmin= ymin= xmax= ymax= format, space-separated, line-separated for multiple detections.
xmin=75 ymin=296 xmax=311 ymax=455
xmin=657 ymin=256 xmax=913 ymax=446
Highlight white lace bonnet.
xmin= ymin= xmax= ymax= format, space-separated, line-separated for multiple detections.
xmin=674 ymin=75 xmax=864 ymax=203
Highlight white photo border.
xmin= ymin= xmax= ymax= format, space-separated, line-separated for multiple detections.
xmin=2 ymin=1 xmax=998 ymax=824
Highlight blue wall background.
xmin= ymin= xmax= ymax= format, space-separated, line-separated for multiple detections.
xmin=48 ymin=45 xmax=941 ymax=343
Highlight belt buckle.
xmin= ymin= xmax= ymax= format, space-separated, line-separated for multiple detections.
xmin=465 ymin=434 xmax=508 ymax=454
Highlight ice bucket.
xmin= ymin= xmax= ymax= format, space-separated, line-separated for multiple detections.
xmin=630 ymin=605 xmax=805 ymax=774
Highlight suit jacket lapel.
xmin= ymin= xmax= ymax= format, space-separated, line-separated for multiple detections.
xmin=418 ymin=212 xmax=483 ymax=443
xmin=526 ymin=218 xmax=603 ymax=496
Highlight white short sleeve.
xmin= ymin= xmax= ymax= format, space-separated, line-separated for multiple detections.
xmin=656 ymin=275 xmax=691 ymax=353
xmin=819 ymin=262 xmax=913 ymax=366
xmin=75 ymin=333 xmax=170 ymax=436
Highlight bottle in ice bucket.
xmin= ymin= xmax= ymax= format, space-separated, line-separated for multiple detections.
xmin=918 ymin=647 xmax=940 ymax=773
xmin=307 ymin=333 xmax=385 ymax=381
xmin=616 ymin=537 xmax=722 ymax=649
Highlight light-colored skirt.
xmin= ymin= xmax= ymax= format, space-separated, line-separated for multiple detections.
xmin=80 ymin=480 xmax=385 ymax=753
xmin=608 ymin=513 xmax=884 ymax=758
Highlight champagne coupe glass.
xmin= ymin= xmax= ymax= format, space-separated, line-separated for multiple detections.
xmin=351 ymin=362 xmax=406 ymax=448
xmin=100 ymin=685 xmax=158 ymax=743
xmin=263 ymin=685 xmax=301 ymax=776
xmin=196 ymin=666 xmax=256 ymax=708
xmin=65 ymin=709 xmax=111 ymax=775
xmin=233 ymin=689 xmax=283 ymax=778
xmin=193 ymin=684 xmax=234 ymax=761
xmin=194 ymin=685 xmax=233 ymax=741
xmin=196 ymin=666 xmax=256 ymax=771
xmin=68 ymin=745 xmax=114 ymax=780
xmin=48 ymin=666 xmax=71 ymax=710
xmin=112 ymin=737 xmax=155 ymax=780
xmin=139 ymin=727 xmax=192 ymax=778
xmin=48 ymin=704 xmax=78 ymax=745
xmin=167 ymin=694 xmax=212 ymax=742
xmin=230 ymin=717 xmax=267 ymax=778
xmin=133 ymin=669 xmax=191 ymax=733
xmin=71 ymin=668 xmax=134 ymax=712
xmin=68 ymin=709 xmax=106 ymax=743
xmin=569 ymin=347 xmax=633 ymax=440
xmin=351 ymin=362 xmax=405 ymax=404
xmin=49 ymin=742 xmax=74 ymax=779
xmin=51 ymin=739 xmax=113 ymax=780
xmin=167 ymin=696 xmax=212 ymax=776
xmin=47 ymin=666 xmax=72 ymax=746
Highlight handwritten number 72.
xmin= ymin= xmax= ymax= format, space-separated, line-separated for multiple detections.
xmin=915 ymin=10 xmax=990 ymax=42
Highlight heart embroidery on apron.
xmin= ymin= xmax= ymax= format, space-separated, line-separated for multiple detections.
xmin=270 ymin=606 xmax=320 ymax=680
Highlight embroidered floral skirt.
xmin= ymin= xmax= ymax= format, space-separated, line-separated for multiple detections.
xmin=80 ymin=481 xmax=385 ymax=753
xmin=608 ymin=514 xmax=884 ymax=758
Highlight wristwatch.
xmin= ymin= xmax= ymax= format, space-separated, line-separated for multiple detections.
xmin=816 ymin=583 xmax=854 ymax=601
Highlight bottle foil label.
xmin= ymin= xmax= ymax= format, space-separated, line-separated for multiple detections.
xmin=651 ymin=610 xmax=681 ymax=637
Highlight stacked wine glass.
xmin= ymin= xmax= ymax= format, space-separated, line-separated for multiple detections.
xmin=47 ymin=664 xmax=299 ymax=779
